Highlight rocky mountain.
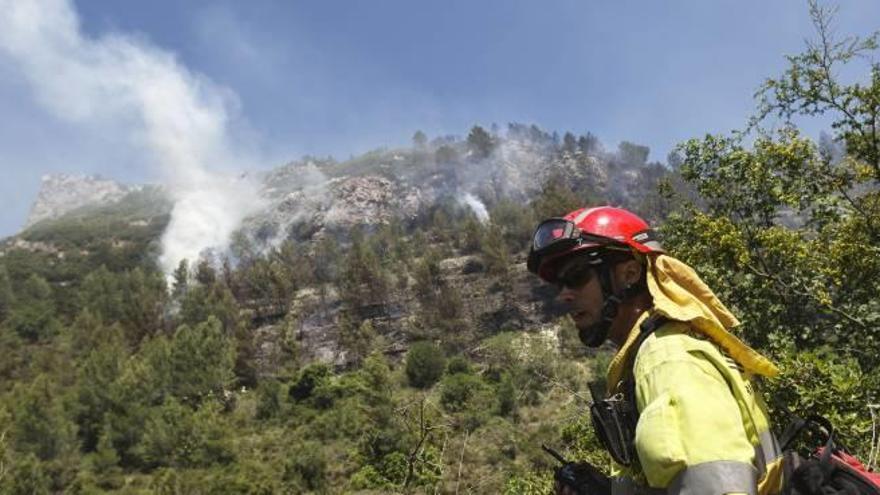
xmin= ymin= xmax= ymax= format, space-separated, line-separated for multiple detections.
xmin=21 ymin=127 xmax=668 ymax=252
xmin=242 ymin=132 xmax=663 ymax=248
xmin=25 ymin=173 xmax=132 ymax=228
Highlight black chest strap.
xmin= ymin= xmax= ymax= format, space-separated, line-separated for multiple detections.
xmin=624 ymin=313 xmax=670 ymax=410
xmin=588 ymin=312 xmax=670 ymax=467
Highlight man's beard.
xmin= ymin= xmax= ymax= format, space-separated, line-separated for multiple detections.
xmin=578 ymin=320 xmax=611 ymax=347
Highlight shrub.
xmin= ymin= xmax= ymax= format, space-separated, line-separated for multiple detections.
xmin=406 ymin=341 xmax=446 ymax=389
xmin=440 ymin=373 xmax=488 ymax=413
xmin=445 ymin=355 xmax=472 ymax=375
xmin=254 ymin=379 xmax=282 ymax=420
xmin=283 ymin=441 xmax=327 ymax=492
xmin=136 ymin=399 xmax=234 ymax=469
xmin=289 ymin=363 xmax=332 ymax=402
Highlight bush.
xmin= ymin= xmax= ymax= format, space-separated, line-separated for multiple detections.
xmin=406 ymin=341 xmax=446 ymax=389
xmin=497 ymin=373 xmax=518 ymax=419
xmin=136 ymin=399 xmax=234 ymax=469
xmin=254 ymin=379 xmax=282 ymax=420
xmin=289 ymin=363 xmax=332 ymax=402
xmin=445 ymin=355 xmax=472 ymax=375
xmin=1 ymin=453 xmax=51 ymax=495
xmin=763 ymin=347 xmax=878 ymax=459
xmin=283 ymin=441 xmax=327 ymax=492
xmin=440 ymin=373 xmax=489 ymax=413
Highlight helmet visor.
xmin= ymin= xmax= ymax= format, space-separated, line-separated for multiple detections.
xmin=532 ymin=218 xmax=576 ymax=252
xmin=527 ymin=218 xmax=630 ymax=277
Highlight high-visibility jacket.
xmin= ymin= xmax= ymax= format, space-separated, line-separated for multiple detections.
xmin=607 ymin=316 xmax=784 ymax=495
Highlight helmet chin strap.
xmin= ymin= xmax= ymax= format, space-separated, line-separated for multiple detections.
xmin=577 ymin=261 xmax=642 ymax=348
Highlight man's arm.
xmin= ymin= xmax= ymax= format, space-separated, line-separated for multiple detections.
xmin=633 ymin=338 xmax=758 ymax=494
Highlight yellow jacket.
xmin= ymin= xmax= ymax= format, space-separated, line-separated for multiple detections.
xmin=604 ymin=256 xmax=784 ymax=494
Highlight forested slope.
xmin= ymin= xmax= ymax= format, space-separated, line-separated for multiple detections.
xmin=0 ymin=4 xmax=878 ymax=493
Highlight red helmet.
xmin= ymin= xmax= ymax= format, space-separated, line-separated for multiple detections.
xmin=527 ymin=206 xmax=663 ymax=283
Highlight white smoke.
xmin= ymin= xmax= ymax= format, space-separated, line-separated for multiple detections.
xmin=262 ymin=161 xmax=330 ymax=250
xmin=458 ymin=192 xmax=489 ymax=223
xmin=0 ymin=0 xmax=265 ymax=282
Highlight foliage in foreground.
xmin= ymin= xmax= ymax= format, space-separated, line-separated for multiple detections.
xmin=662 ymin=0 xmax=880 ymax=459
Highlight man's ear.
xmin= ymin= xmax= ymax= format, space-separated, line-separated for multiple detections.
xmin=615 ymin=258 xmax=643 ymax=288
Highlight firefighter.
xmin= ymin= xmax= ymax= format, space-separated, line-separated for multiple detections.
xmin=527 ymin=206 xmax=784 ymax=495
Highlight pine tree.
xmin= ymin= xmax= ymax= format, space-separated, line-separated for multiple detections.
xmin=0 ymin=264 xmax=14 ymax=322
xmin=172 ymin=259 xmax=189 ymax=298
xmin=7 ymin=274 xmax=57 ymax=342
xmin=9 ymin=374 xmax=77 ymax=461
xmin=119 ymin=267 xmax=166 ymax=344
xmin=405 ymin=342 xmax=445 ymax=389
xmin=412 ymin=130 xmax=428 ymax=149
xmin=75 ymin=330 xmax=126 ymax=451
xmin=466 ymin=125 xmax=495 ymax=160
xmin=79 ymin=265 xmax=123 ymax=323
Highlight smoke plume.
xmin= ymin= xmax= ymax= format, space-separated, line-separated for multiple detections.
xmin=0 ymin=0 xmax=264 ymax=281
xmin=458 ymin=192 xmax=489 ymax=223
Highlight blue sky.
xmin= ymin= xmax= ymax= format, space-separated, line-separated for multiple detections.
xmin=1 ymin=0 xmax=879 ymax=237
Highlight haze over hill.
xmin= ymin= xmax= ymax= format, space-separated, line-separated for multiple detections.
xmin=16 ymin=124 xmax=670 ymax=282
xmin=3 ymin=0 xmax=879 ymax=239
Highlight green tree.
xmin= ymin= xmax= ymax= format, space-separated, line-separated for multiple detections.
xmin=662 ymin=1 xmax=880 ymax=457
xmin=339 ymin=316 xmax=377 ymax=367
xmin=617 ymin=141 xmax=650 ymax=166
xmin=7 ymin=274 xmax=58 ymax=342
xmin=338 ymin=229 xmax=390 ymax=311
xmin=79 ymin=265 xmax=123 ymax=323
xmin=254 ymin=378 xmax=282 ymax=420
xmin=562 ymin=132 xmax=577 ymax=154
xmin=405 ymin=341 xmax=446 ymax=389
xmin=480 ymin=223 xmax=512 ymax=279
xmin=0 ymin=264 xmax=14 ymax=322
xmin=136 ymin=398 xmax=234 ymax=469
xmin=439 ymin=372 xmax=487 ymax=413
xmin=283 ymin=440 xmax=327 ymax=492
xmin=361 ymin=351 xmax=393 ymax=412
xmin=1 ymin=453 xmax=51 ymax=495
xmin=172 ymin=259 xmax=189 ymax=298
xmin=8 ymin=374 xmax=77 ymax=461
xmin=412 ymin=130 xmax=428 ymax=149
xmin=179 ymin=281 xmax=240 ymax=334
xmin=74 ymin=329 xmax=126 ymax=452
xmin=557 ymin=315 xmax=588 ymax=358
xmin=578 ymin=133 xmax=599 ymax=154
xmin=136 ymin=317 xmax=236 ymax=407
xmin=435 ymin=144 xmax=460 ymax=164
xmin=496 ymin=372 xmax=518 ymax=419
xmin=194 ymin=259 xmax=217 ymax=286
xmin=530 ymin=174 xmax=583 ymax=221
xmin=118 ymin=267 xmax=166 ymax=344
xmin=467 ymin=125 xmax=496 ymax=160
xmin=289 ymin=363 xmax=332 ymax=402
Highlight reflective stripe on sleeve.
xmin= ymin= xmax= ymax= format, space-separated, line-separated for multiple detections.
xmin=611 ymin=477 xmax=665 ymax=495
xmin=753 ymin=428 xmax=783 ymax=479
xmin=759 ymin=429 xmax=781 ymax=464
xmin=667 ymin=460 xmax=758 ymax=495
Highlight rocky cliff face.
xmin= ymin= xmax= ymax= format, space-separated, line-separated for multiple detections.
xmin=25 ymin=174 xmax=130 ymax=228
xmin=242 ymin=137 xmax=614 ymax=247
xmin=21 ymin=132 xmax=660 ymax=248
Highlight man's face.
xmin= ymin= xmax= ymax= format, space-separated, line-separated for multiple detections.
xmin=553 ymin=256 xmax=604 ymax=333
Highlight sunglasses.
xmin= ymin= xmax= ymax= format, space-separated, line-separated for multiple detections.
xmin=555 ymin=259 xmax=598 ymax=290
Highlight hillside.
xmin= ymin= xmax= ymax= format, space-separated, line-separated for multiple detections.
xmin=3 ymin=16 xmax=880 ymax=490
